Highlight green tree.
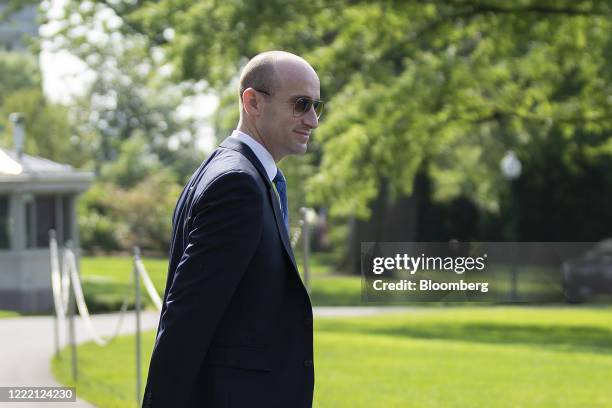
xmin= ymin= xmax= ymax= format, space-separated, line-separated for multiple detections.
xmin=79 ymin=169 xmax=180 ymax=252
xmin=0 ymin=51 xmax=40 ymax=102
xmin=38 ymin=1 xmax=210 ymax=251
xmin=51 ymin=1 xmax=612 ymax=264
xmin=67 ymin=0 xmax=611 ymax=211
xmin=40 ymin=1 xmax=204 ymax=181
xmin=0 ymin=51 xmax=88 ymax=166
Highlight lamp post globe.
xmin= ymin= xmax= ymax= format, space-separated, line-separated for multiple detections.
xmin=500 ymin=150 xmax=522 ymax=180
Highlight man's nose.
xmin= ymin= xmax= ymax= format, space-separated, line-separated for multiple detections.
xmin=303 ymin=105 xmax=319 ymax=129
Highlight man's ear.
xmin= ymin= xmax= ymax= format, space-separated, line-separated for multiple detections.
xmin=242 ymin=88 xmax=262 ymax=117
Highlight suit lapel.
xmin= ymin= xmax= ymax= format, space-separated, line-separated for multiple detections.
xmin=219 ymin=137 xmax=299 ymax=273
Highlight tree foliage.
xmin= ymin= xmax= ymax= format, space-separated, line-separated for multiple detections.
xmin=39 ymin=1 xmax=203 ymax=179
xmin=32 ymin=0 xmax=213 ymax=251
xmin=64 ymin=0 xmax=611 ymax=221
xmin=0 ymin=51 xmax=86 ymax=165
xmin=79 ymin=169 xmax=180 ymax=252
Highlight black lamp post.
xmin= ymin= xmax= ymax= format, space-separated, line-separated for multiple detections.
xmin=500 ymin=151 xmax=522 ymax=302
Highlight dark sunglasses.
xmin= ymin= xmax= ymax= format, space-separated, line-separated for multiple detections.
xmin=255 ymin=89 xmax=324 ymax=119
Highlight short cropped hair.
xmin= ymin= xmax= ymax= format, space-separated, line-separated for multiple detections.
xmin=239 ymin=56 xmax=276 ymax=98
xmin=239 ymin=50 xmax=305 ymax=100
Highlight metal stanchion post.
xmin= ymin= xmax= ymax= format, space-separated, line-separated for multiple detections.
xmin=134 ymin=247 xmax=142 ymax=407
xmin=66 ymin=241 xmax=78 ymax=381
xmin=300 ymin=208 xmax=311 ymax=294
xmin=50 ymin=230 xmax=60 ymax=359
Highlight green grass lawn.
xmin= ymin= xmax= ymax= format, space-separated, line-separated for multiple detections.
xmin=80 ymin=254 xmax=363 ymax=311
xmin=0 ymin=310 xmax=18 ymax=318
xmin=53 ymin=306 xmax=612 ymax=407
xmin=79 ymin=255 xmax=612 ymax=311
xmin=80 ymin=256 xmax=168 ymax=312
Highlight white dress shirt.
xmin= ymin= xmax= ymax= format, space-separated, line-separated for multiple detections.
xmin=230 ymin=130 xmax=277 ymax=183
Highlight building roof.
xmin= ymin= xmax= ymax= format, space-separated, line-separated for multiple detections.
xmin=0 ymin=147 xmax=93 ymax=191
xmin=0 ymin=148 xmax=74 ymax=174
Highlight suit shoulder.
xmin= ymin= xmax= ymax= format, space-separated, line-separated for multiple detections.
xmin=206 ymin=170 xmax=261 ymax=195
xmin=195 ymin=152 xmax=264 ymax=201
xmin=206 ymin=147 xmax=262 ymax=182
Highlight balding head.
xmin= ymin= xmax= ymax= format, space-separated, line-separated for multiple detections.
xmin=237 ymin=51 xmax=321 ymax=162
xmin=239 ymin=51 xmax=316 ymax=101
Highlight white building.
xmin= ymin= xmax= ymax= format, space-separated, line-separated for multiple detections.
xmin=0 ymin=117 xmax=92 ymax=313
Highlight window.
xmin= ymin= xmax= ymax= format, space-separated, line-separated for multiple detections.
xmin=63 ymin=196 xmax=72 ymax=244
xmin=25 ymin=194 xmax=73 ymax=248
xmin=35 ymin=195 xmax=56 ymax=248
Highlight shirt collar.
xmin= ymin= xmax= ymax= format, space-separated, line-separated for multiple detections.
xmin=230 ymin=130 xmax=277 ymax=182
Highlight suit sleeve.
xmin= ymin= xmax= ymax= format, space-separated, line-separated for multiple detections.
xmin=143 ymin=171 xmax=263 ymax=407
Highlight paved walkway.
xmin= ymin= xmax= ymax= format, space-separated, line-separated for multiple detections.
xmin=0 ymin=306 xmax=411 ymax=407
xmin=0 ymin=311 xmax=160 ymax=407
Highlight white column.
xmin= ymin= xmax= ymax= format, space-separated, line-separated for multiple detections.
xmin=9 ymin=193 xmax=26 ymax=251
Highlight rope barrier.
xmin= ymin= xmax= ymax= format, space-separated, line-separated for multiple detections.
xmin=65 ymin=248 xmax=129 ymax=346
xmin=50 ymin=234 xmax=67 ymax=323
xmin=134 ymin=257 xmax=162 ymax=312
xmin=49 ymin=235 xmax=141 ymax=347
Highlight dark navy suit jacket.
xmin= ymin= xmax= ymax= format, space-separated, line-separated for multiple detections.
xmin=143 ymin=137 xmax=314 ymax=407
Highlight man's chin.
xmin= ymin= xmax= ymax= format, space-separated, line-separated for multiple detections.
xmin=294 ymin=143 xmax=308 ymax=155
xmin=280 ymin=143 xmax=308 ymax=160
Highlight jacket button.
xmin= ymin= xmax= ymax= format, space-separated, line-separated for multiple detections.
xmin=303 ymin=359 xmax=313 ymax=367
xmin=303 ymin=317 xmax=313 ymax=326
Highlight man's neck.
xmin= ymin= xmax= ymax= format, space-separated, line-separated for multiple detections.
xmin=236 ymin=122 xmax=278 ymax=162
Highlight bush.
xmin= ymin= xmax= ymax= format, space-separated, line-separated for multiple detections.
xmin=79 ymin=170 xmax=182 ymax=253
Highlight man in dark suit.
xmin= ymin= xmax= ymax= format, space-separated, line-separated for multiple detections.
xmin=143 ymin=51 xmax=323 ymax=407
